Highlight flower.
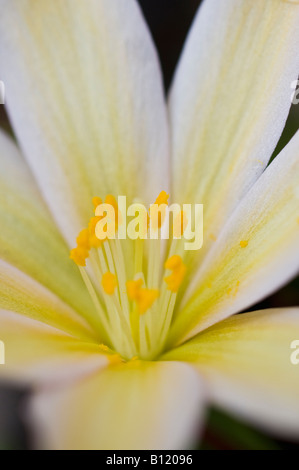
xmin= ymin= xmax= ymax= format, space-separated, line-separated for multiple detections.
xmin=0 ymin=0 xmax=299 ymax=450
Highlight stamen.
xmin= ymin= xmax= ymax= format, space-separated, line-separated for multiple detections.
xmin=155 ymin=190 xmax=169 ymax=206
xmin=149 ymin=190 xmax=169 ymax=230
xmin=240 ymin=240 xmax=249 ymax=248
xmin=137 ymin=288 xmax=159 ymax=314
xmin=102 ymin=272 xmax=118 ymax=295
xmin=126 ymin=278 xmax=159 ymax=314
xmin=78 ymin=266 xmax=115 ymax=347
xmin=164 ymin=255 xmax=187 ymax=292
xmin=173 ymin=211 xmax=188 ymax=238
xmin=126 ymin=279 xmax=144 ymax=301
xmin=108 ymin=354 xmax=123 ymax=365
xmin=88 ymin=217 xmax=103 ymax=248
xmin=76 ymin=228 xmax=90 ymax=250
xmin=99 ymin=344 xmax=123 ymax=364
xmin=110 ymin=239 xmax=130 ymax=317
xmin=147 ymin=193 xmax=168 ymax=289
xmin=92 ymin=196 xmax=102 ymax=212
xmin=105 ymin=194 xmax=119 ymax=229
xmin=134 ymin=238 xmax=144 ymax=274
xmin=70 ymin=246 xmax=89 ymax=266
xmin=103 ymin=242 xmax=115 ymax=274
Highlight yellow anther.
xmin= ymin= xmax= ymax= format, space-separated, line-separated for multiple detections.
xmin=105 ymin=194 xmax=118 ymax=208
xmin=99 ymin=344 xmax=110 ymax=353
xmin=70 ymin=246 xmax=89 ymax=267
xmin=155 ymin=190 xmax=169 ymax=206
xmin=76 ymin=228 xmax=90 ymax=250
xmin=240 ymin=240 xmax=248 ymax=248
xmin=165 ymin=254 xmax=183 ymax=271
xmin=126 ymin=279 xmax=159 ymax=314
xmin=105 ymin=194 xmax=120 ymax=228
xmin=150 ymin=190 xmax=170 ymax=229
xmin=88 ymin=216 xmax=104 ymax=247
xmin=92 ymin=196 xmax=102 ymax=212
xmin=126 ymin=278 xmax=144 ymax=301
xmin=173 ymin=210 xmax=188 ymax=238
xmin=102 ymin=271 xmax=118 ymax=295
xmin=164 ymin=255 xmax=187 ymax=293
xmin=136 ymin=288 xmax=159 ymax=314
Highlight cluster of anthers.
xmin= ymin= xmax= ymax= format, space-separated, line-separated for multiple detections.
xmin=70 ymin=191 xmax=187 ymax=361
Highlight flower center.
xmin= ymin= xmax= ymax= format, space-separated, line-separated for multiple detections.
xmin=70 ymin=192 xmax=187 ymax=360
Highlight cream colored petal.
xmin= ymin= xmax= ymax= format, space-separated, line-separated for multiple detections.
xmin=169 ymin=130 xmax=299 ymax=345
xmin=164 ymin=309 xmax=299 ymax=437
xmin=29 ymin=361 xmax=205 ymax=450
xmin=0 ymin=260 xmax=98 ymax=342
xmin=169 ymin=0 xmax=299 ymax=261
xmin=0 ymin=129 xmax=100 ymax=331
xmin=0 ymin=310 xmax=109 ymax=386
xmin=0 ymin=0 xmax=169 ymax=245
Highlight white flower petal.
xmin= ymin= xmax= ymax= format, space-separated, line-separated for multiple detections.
xmin=0 ymin=129 xmax=97 ymax=325
xmin=0 ymin=310 xmax=108 ymax=386
xmin=170 ymin=0 xmax=299 ymax=261
xmin=0 ymin=0 xmax=169 ymax=245
xmin=170 ymin=130 xmax=299 ymax=345
xmin=29 ymin=361 xmax=205 ymax=450
xmin=0 ymin=260 xmax=98 ymax=342
xmin=164 ymin=308 xmax=299 ymax=437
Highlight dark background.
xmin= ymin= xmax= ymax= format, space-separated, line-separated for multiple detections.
xmin=0 ymin=0 xmax=298 ymax=450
